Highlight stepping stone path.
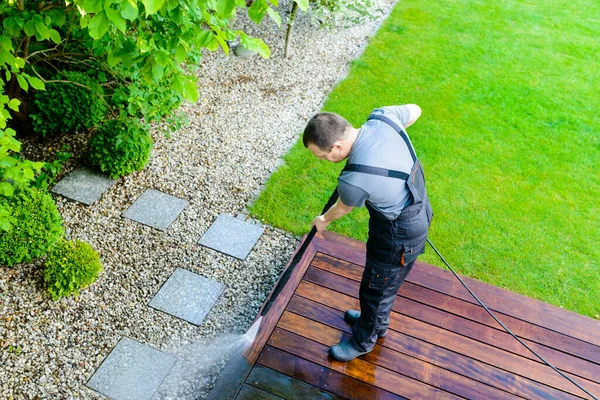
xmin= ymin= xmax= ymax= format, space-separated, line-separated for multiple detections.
xmin=51 ymin=166 xmax=115 ymax=205
xmin=80 ymin=184 xmax=264 ymax=397
xmin=86 ymin=337 xmax=176 ymax=400
xmin=149 ymin=268 xmax=225 ymax=326
xmin=199 ymin=214 xmax=264 ymax=260
xmin=122 ymin=189 xmax=188 ymax=231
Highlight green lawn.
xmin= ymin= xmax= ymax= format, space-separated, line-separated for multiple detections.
xmin=250 ymin=0 xmax=600 ymax=318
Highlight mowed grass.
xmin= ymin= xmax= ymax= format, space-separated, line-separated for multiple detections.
xmin=250 ymin=0 xmax=600 ymax=318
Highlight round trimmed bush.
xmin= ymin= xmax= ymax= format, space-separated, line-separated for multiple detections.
xmin=0 ymin=185 xmax=64 ymax=266
xmin=44 ymin=239 xmax=103 ymax=300
xmin=88 ymin=117 xmax=153 ymax=179
xmin=30 ymin=71 xmax=107 ymax=136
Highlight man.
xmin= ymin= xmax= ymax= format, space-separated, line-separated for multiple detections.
xmin=303 ymin=104 xmax=433 ymax=362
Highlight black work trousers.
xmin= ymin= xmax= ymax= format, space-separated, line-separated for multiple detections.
xmin=350 ymin=201 xmax=431 ymax=352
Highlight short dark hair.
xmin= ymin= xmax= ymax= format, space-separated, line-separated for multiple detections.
xmin=302 ymin=112 xmax=350 ymax=150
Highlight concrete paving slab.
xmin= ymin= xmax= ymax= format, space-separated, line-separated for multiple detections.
xmin=86 ymin=337 xmax=176 ymax=400
xmin=198 ymin=215 xmax=263 ymax=260
xmin=148 ymin=268 xmax=224 ymax=326
xmin=51 ymin=166 xmax=115 ymax=205
xmin=122 ymin=189 xmax=188 ymax=231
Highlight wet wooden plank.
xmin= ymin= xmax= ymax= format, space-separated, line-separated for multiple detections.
xmin=277 ymin=310 xmax=522 ymax=400
xmin=236 ymin=384 xmax=284 ymax=400
xmin=311 ymin=252 xmax=600 ymax=364
xmin=258 ymin=346 xmax=405 ymax=400
xmin=267 ymin=328 xmax=461 ymax=399
xmin=246 ymin=365 xmax=340 ymax=400
xmin=287 ymin=294 xmax=582 ymax=400
xmin=303 ymin=265 xmax=600 ymax=383
xmin=295 ymin=279 xmax=600 ymax=398
xmin=310 ymin=235 xmax=600 ymax=347
xmin=243 ymin=235 xmax=319 ymax=365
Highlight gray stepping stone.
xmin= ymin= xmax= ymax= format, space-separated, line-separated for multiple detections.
xmin=198 ymin=214 xmax=263 ymax=260
xmin=51 ymin=166 xmax=115 ymax=205
xmin=122 ymin=189 xmax=188 ymax=231
xmin=149 ymin=268 xmax=224 ymax=326
xmin=86 ymin=337 xmax=176 ymax=400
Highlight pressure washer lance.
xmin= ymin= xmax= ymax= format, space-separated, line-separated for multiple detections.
xmin=258 ymin=186 xmax=597 ymax=400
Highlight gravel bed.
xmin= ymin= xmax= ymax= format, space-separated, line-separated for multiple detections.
xmin=1 ymin=1 xmax=395 ymax=398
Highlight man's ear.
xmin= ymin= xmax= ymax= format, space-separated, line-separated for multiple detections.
xmin=332 ymin=141 xmax=344 ymax=152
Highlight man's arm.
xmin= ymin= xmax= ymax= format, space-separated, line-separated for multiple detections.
xmin=312 ymin=199 xmax=354 ymax=232
xmin=403 ymin=104 xmax=421 ymax=128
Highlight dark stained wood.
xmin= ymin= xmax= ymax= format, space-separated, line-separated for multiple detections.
xmin=311 ymin=252 xmax=600 ymax=368
xmin=236 ymin=384 xmax=284 ymax=400
xmin=267 ymin=327 xmax=462 ymax=400
xmin=295 ymin=279 xmax=600 ymax=398
xmin=303 ymin=265 xmax=600 ymax=383
xmin=258 ymin=346 xmax=405 ymax=400
xmin=222 ymin=232 xmax=600 ymax=400
xmin=246 ymin=364 xmax=340 ymax=400
xmin=243 ymin=234 xmax=319 ymax=365
xmin=310 ymin=235 xmax=600 ymax=347
xmin=276 ymin=310 xmax=522 ymax=400
xmin=286 ymin=294 xmax=582 ymax=400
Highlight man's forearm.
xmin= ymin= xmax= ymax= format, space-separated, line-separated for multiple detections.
xmin=323 ymin=200 xmax=353 ymax=222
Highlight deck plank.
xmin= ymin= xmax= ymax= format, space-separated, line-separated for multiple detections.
xmin=295 ymin=279 xmax=600 ymax=398
xmin=267 ymin=327 xmax=462 ymax=400
xmin=277 ymin=310 xmax=523 ymax=400
xmin=311 ymin=252 xmax=600 ymax=367
xmin=217 ymin=232 xmax=600 ymax=400
xmin=286 ymin=294 xmax=582 ymax=400
xmin=258 ymin=346 xmax=405 ymax=400
xmin=304 ymin=264 xmax=600 ymax=383
xmin=311 ymin=234 xmax=600 ymax=347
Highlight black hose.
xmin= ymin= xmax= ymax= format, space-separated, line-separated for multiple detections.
xmin=427 ymin=238 xmax=598 ymax=400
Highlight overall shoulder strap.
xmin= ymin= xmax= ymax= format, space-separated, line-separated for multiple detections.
xmin=342 ymin=164 xmax=409 ymax=180
xmin=367 ymin=113 xmax=417 ymax=162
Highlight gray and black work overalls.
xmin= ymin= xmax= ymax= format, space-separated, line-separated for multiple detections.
xmin=342 ymin=113 xmax=433 ymax=353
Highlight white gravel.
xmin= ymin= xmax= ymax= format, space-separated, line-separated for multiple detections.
xmin=1 ymin=1 xmax=395 ymax=398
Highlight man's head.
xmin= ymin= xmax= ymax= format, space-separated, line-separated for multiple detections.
xmin=303 ymin=112 xmax=355 ymax=163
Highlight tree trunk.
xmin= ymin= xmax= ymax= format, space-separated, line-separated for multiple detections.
xmin=284 ymin=2 xmax=299 ymax=59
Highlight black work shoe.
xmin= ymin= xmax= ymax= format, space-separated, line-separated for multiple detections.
xmin=344 ymin=309 xmax=387 ymax=338
xmin=329 ymin=339 xmax=371 ymax=362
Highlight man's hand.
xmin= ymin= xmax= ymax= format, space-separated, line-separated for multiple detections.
xmin=312 ymin=215 xmax=330 ymax=232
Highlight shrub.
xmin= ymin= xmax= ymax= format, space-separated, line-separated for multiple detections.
xmin=0 ymin=185 xmax=63 ymax=266
xmin=30 ymin=71 xmax=107 ymax=136
xmin=44 ymin=239 xmax=103 ymax=300
xmin=88 ymin=116 xmax=153 ymax=179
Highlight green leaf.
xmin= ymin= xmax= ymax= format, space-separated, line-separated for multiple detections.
xmin=142 ymin=0 xmax=166 ymax=16
xmin=216 ymin=0 xmax=235 ymax=18
xmin=24 ymin=20 xmax=36 ymax=36
xmin=175 ymin=44 xmax=186 ymax=63
xmin=240 ymin=36 xmax=270 ymax=59
xmin=213 ymin=33 xmax=229 ymax=55
xmin=7 ymin=98 xmax=20 ymax=111
xmin=83 ymin=0 xmax=103 ymax=13
xmin=268 ymin=0 xmax=278 ymax=6
xmin=27 ymin=76 xmax=45 ymax=90
xmin=88 ymin=11 xmax=109 ymax=39
xmin=16 ymin=75 xmax=28 ymax=91
xmin=105 ymin=6 xmax=127 ymax=32
xmin=35 ymin=20 xmax=51 ymax=40
xmin=182 ymin=79 xmax=198 ymax=103
xmin=0 ymin=182 xmax=14 ymax=196
xmin=294 ymin=0 xmax=308 ymax=11
xmin=49 ymin=29 xmax=61 ymax=44
xmin=266 ymin=7 xmax=281 ymax=28
xmin=120 ymin=0 xmax=138 ymax=20
xmin=152 ymin=63 xmax=164 ymax=80
xmin=248 ymin=0 xmax=268 ymax=24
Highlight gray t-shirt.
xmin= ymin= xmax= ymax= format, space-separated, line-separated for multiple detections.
xmin=338 ymin=106 xmax=415 ymax=220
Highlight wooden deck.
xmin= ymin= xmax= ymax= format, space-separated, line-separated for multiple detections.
xmin=222 ymin=232 xmax=600 ymax=399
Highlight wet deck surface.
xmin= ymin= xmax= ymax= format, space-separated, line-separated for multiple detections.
xmin=234 ymin=232 xmax=600 ymax=399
